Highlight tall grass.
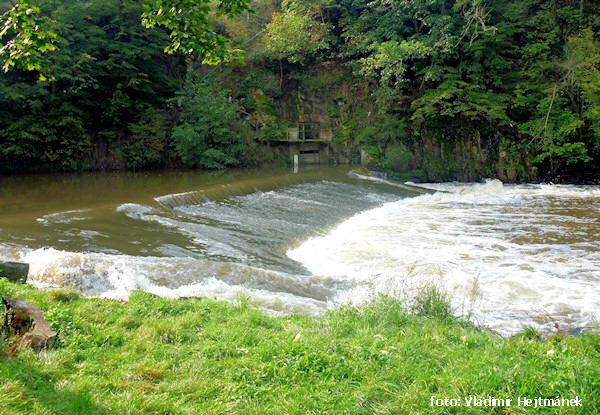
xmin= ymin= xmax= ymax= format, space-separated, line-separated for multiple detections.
xmin=0 ymin=279 xmax=598 ymax=414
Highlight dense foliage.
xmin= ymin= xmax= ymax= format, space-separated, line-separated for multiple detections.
xmin=1 ymin=0 xmax=181 ymax=171
xmin=1 ymin=0 xmax=251 ymax=75
xmin=1 ymin=0 xmax=599 ymax=181
xmin=172 ymin=75 xmax=244 ymax=168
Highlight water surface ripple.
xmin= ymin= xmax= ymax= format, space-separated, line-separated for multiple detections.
xmin=1 ymin=168 xmax=598 ymax=335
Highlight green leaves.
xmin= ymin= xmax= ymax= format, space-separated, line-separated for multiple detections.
xmin=534 ymin=142 xmax=591 ymax=166
xmin=141 ymin=0 xmax=251 ymax=64
xmin=338 ymin=0 xmax=600 ymax=177
xmin=360 ymin=39 xmax=432 ymax=97
xmin=514 ymin=19 xmax=600 ymax=171
xmin=1 ymin=0 xmax=599 ymax=178
xmin=1 ymin=0 xmax=251 ymax=76
xmin=262 ymin=0 xmax=333 ymax=64
xmin=172 ymin=75 xmax=244 ymax=168
xmin=0 ymin=3 xmax=57 ymax=79
xmin=0 ymin=0 xmax=182 ymax=172
xmin=411 ymin=68 xmax=509 ymax=123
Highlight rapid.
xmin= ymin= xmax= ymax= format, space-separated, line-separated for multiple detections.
xmin=1 ymin=166 xmax=598 ymax=336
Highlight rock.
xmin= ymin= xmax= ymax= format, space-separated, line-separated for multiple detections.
xmin=566 ymin=327 xmax=596 ymax=337
xmin=2 ymin=297 xmax=57 ymax=351
xmin=0 ymin=261 xmax=29 ymax=283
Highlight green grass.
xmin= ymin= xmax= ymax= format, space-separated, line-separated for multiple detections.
xmin=1 ymin=280 xmax=599 ymax=414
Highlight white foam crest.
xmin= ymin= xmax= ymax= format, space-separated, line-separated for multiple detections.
xmin=21 ymin=248 xmax=153 ymax=297
xmin=154 ymin=191 xmax=211 ymax=208
xmin=240 ymin=189 xmax=328 ymax=207
xmin=534 ymin=184 xmax=600 ymax=198
xmin=349 ymin=170 xmax=432 ymax=194
xmin=37 ymin=209 xmax=92 ymax=225
xmin=9 ymin=247 xmax=340 ymax=315
xmin=116 ymin=203 xmax=153 ymax=219
xmin=288 ymin=181 xmax=600 ymax=336
xmin=156 ymin=279 xmax=329 ymax=315
xmin=0 ymin=243 xmax=28 ymax=262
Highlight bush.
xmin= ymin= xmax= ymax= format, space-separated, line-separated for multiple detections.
xmin=172 ymin=75 xmax=244 ymax=169
xmin=383 ymin=143 xmax=413 ymax=172
xmin=117 ymin=107 xmax=170 ymax=170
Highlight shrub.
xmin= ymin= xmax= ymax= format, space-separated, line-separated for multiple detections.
xmin=172 ymin=75 xmax=244 ymax=169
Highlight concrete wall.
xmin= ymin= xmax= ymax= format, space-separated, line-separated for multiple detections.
xmin=288 ymin=127 xmax=299 ymax=141
xmin=288 ymin=141 xmax=331 ymax=165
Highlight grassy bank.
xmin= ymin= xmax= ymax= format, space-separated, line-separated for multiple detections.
xmin=1 ymin=279 xmax=599 ymax=414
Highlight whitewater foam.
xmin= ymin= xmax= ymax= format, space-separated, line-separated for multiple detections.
xmin=37 ymin=209 xmax=92 ymax=224
xmin=10 ymin=246 xmax=349 ymax=316
xmin=3 ymin=176 xmax=598 ymax=336
xmin=288 ymin=180 xmax=600 ymax=335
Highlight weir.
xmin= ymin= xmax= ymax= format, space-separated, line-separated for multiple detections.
xmin=0 ymin=168 xmax=598 ymax=336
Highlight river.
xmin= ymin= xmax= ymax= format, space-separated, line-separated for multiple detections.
xmin=0 ymin=166 xmax=598 ymax=336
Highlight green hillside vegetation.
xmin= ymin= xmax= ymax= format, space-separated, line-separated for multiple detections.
xmin=1 ymin=0 xmax=600 ymax=181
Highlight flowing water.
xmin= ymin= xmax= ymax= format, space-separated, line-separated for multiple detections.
xmin=0 ymin=166 xmax=598 ymax=336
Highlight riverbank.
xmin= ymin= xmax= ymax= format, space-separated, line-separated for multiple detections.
xmin=1 ymin=279 xmax=598 ymax=414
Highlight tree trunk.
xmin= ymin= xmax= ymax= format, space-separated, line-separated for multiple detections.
xmin=543 ymin=84 xmax=558 ymax=142
xmin=279 ymin=59 xmax=283 ymax=89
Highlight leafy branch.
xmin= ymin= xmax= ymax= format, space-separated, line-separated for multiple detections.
xmin=0 ymin=3 xmax=57 ymax=79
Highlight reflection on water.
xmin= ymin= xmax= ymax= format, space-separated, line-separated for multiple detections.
xmin=1 ymin=168 xmax=599 ymax=336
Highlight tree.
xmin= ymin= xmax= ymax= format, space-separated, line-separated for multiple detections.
xmin=141 ymin=0 xmax=251 ymax=63
xmin=0 ymin=0 xmax=182 ymax=172
xmin=513 ymin=1 xmax=600 ymax=174
xmin=0 ymin=3 xmax=57 ymax=77
xmin=262 ymin=0 xmax=333 ymax=87
xmin=172 ymin=75 xmax=244 ymax=168
xmin=1 ymin=0 xmax=252 ymax=77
